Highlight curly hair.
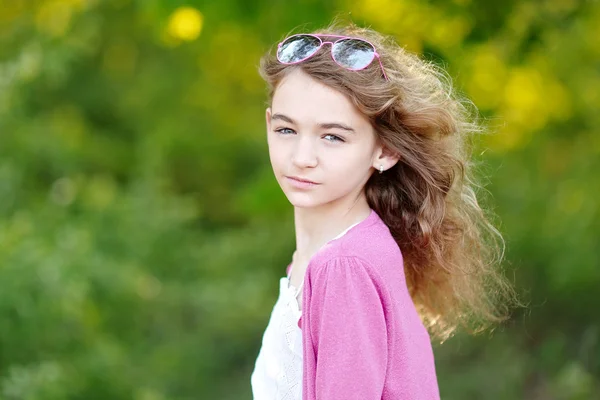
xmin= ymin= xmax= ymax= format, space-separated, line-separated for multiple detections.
xmin=258 ymin=20 xmax=519 ymax=342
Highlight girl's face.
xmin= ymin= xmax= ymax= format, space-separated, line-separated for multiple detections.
xmin=266 ymin=69 xmax=388 ymax=210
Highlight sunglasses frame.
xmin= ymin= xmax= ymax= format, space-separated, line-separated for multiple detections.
xmin=276 ymin=33 xmax=389 ymax=81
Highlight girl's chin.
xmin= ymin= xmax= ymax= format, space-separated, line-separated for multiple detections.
xmin=287 ymin=199 xmax=319 ymax=208
xmin=284 ymin=194 xmax=322 ymax=208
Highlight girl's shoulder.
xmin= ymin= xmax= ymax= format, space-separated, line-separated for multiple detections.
xmin=310 ymin=209 xmax=403 ymax=276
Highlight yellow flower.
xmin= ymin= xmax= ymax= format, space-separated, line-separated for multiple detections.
xmin=166 ymin=6 xmax=204 ymax=42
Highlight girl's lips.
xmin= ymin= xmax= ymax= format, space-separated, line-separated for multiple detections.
xmin=288 ymin=176 xmax=318 ymax=184
xmin=286 ymin=176 xmax=319 ymax=188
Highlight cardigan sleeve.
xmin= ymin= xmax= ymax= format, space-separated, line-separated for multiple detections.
xmin=308 ymin=256 xmax=388 ymax=399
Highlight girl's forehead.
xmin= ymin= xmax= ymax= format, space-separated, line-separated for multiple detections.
xmin=273 ymin=70 xmax=366 ymax=125
xmin=275 ymin=69 xmax=343 ymax=98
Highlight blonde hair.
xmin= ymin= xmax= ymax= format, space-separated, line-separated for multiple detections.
xmin=259 ymin=21 xmax=520 ymax=342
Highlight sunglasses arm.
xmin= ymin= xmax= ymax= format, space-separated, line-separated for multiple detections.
xmin=374 ymin=52 xmax=389 ymax=81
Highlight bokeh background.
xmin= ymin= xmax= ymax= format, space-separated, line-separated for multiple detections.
xmin=1 ymin=0 xmax=599 ymax=399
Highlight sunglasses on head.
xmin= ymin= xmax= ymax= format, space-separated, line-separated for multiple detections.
xmin=276 ymin=33 xmax=389 ymax=81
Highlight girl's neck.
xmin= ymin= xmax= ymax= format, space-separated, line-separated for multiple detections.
xmin=293 ymin=199 xmax=371 ymax=261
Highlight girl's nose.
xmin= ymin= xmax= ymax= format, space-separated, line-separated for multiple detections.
xmin=291 ymin=136 xmax=318 ymax=168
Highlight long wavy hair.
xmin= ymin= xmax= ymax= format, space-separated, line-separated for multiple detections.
xmin=259 ymin=21 xmax=519 ymax=342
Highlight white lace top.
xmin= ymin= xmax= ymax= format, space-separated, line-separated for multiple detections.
xmin=250 ymin=222 xmax=361 ymax=400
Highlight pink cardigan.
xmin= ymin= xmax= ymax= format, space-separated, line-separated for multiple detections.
xmin=286 ymin=209 xmax=440 ymax=400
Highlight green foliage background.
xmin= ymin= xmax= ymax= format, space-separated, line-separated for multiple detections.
xmin=1 ymin=0 xmax=598 ymax=399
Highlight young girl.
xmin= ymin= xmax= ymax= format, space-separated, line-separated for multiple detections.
xmin=250 ymin=21 xmax=516 ymax=400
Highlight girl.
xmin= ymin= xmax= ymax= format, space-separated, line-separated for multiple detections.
xmin=250 ymin=21 xmax=517 ymax=400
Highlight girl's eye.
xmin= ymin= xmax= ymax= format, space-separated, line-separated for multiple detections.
xmin=324 ymin=134 xmax=344 ymax=143
xmin=275 ymin=127 xmax=295 ymax=135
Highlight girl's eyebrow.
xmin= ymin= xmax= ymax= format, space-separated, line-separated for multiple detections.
xmin=271 ymin=113 xmax=355 ymax=133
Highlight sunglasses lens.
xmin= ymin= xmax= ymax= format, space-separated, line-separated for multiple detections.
xmin=277 ymin=35 xmax=321 ymax=63
xmin=332 ymin=39 xmax=375 ymax=70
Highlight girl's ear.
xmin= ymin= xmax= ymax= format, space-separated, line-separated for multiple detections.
xmin=375 ymin=145 xmax=401 ymax=171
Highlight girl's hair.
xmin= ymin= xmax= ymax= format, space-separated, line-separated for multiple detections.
xmin=259 ymin=21 xmax=519 ymax=341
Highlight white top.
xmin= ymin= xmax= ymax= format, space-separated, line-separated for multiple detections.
xmin=250 ymin=221 xmax=361 ymax=400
